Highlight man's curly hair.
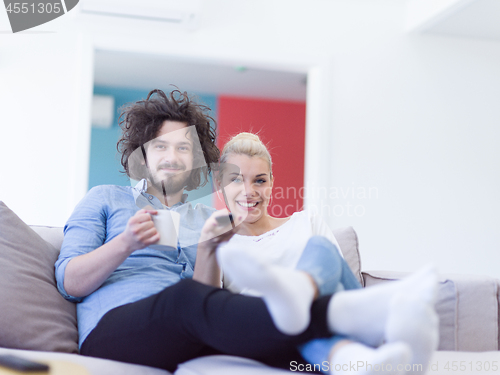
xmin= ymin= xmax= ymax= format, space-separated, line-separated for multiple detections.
xmin=117 ymin=89 xmax=219 ymax=191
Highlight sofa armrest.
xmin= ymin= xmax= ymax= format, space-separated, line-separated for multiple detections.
xmin=362 ymin=270 xmax=499 ymax=352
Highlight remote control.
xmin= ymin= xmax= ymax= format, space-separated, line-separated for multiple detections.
xmin=0 ymin=354 xmax=49 ymax=372
xmin=215 ymin=213 xmax=233 ymax=225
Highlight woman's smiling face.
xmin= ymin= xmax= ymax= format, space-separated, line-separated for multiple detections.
xmin=221 ymin=154 xmax=273 ymax=225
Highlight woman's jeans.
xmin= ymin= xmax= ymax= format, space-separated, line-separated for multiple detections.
xmin=295 ymin=236 xmax=362 ymax=371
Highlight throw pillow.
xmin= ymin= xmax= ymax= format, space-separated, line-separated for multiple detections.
xmin=0 ymin=201 xmax=78 ymax=353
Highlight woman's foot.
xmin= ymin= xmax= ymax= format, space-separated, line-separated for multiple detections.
xmin=217 ymin=246 xmax=316 ymax=335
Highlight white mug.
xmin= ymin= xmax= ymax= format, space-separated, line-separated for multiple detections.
xmin=150 ymin=210 xmax=181 ymax=250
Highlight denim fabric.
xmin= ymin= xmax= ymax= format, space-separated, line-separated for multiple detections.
xmin=296 ymin=236 xmax=362 ymax=295
xmin=55 ymin=182 xmax=215 ymax=347
xmin=296 ymin=236 xmax=362 ymax=373
xmin=297 ymin=336 xmax=346 ymax=373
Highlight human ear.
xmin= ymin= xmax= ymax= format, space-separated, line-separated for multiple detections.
xmin=213 ymin=175 xmax=223 ymax=191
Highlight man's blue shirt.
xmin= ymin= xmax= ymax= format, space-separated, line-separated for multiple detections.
xmin=55 ymin=182 xmax=215 ymax=348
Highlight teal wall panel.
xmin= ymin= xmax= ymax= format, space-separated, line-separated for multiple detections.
xmin=89 ymin=86 xmax=217 ymax=207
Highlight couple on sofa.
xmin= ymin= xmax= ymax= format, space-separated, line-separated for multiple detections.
xmin=55 ymin=89 xmax=438 ymax=375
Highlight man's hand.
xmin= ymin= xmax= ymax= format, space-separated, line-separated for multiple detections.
xmin=65 ymin=206 xmax=161 ymax=298
xmin=122 ymin=208 xmax=161 ymax=253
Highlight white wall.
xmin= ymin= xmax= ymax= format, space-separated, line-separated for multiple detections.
xmin=327 ymin=34 xmax=500 ymax=277
xmin=0 ymin=17 xmax=93 ymax=226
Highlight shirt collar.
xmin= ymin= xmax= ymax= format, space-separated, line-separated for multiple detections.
xmin=132 ymin=179 xmax=188 ymax=208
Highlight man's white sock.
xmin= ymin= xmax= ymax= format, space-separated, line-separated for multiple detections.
xmin=218 ymin=247 xmax=316 ymax=335
xmin=327 ymin=265 xmax=438 ymax=346
xmin=385 ymin=275 xmax=439 ymax=375
xmin=330 ymin=341 xmax=411 ymax=375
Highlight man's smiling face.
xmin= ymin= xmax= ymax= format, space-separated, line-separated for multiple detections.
xmin=144 ymin=120 xmax=194 ymax=197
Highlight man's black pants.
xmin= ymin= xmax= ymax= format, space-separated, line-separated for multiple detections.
xmin=81 ymin=279 xmax=331 ymax=372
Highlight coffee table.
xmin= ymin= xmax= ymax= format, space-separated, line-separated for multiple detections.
xmin=0 ymin=359 xmax=89 ymax=375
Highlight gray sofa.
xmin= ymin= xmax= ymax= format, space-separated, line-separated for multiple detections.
xmin=1 ymin=200 xmax=499 ymax=375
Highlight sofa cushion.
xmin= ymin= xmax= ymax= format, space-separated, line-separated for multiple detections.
xmin=0 ymin=201 xmax=78 ymax=353
xmin=363 ymin=270 xmax=499 ymax=352
xmin=362 ymin=270 xmax=457 ymax=351
xmin=176 ymin=355 xmax=292 ymax=375
xmin=429 ymin=350 xmax=500 ymax=374
xmin=332 ymin=226 xmax=363 ymax=285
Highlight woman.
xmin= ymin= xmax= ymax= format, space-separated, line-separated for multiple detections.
xmin=194 ymin=132 xmax=439 ymax=375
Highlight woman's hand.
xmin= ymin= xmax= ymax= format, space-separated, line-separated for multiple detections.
xmin=193 ymin=209 xmax=240 ymax=287
xmin=198 ymin=209 xmax=240 ymax=254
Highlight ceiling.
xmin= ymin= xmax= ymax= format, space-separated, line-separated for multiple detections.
xmin=92 ymin=0 xmax=500 ymax=102
xmin=411 ymin=0 xmax=500 ymax=41
xmin=94 ymin=50 xmax=308 ymax=102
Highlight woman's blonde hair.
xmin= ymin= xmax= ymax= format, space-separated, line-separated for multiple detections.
xmin=219 ymin=132 xmax=273 ymax=179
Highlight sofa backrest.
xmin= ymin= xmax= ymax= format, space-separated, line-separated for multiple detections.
xmin=30 ymin=225 xmax=64 ymax=250
xmin=25 ymin=221 xmax=500 ymax=353
xmin=29 ymin=225 xmax=364 ymax=286
xmin=364 ymin=270 xmax=500 ymax=352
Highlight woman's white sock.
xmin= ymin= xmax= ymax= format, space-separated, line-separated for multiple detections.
xmin=217 ymin=247 xmax=316 ymax=335
xmin=330 ymin=341 xmax=412 ymax=375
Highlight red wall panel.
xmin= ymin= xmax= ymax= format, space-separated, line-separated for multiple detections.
xmin=217 ymin=96 xmax=306 ymax=218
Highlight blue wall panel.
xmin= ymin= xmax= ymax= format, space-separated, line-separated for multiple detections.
xmin=89 ymin=86 xmax=217 ymax=207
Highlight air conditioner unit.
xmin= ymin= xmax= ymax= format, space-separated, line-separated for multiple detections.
xmin=91 ymin=95 xmax=115 ymax=129
xmin=80 ymin=0 xmax=201 ymax=30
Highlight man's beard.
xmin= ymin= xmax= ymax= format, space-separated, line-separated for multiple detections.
xmin=148 ymin=164 xmax=191 ymax=197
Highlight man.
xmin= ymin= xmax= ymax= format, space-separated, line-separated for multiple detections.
xmin=55 ymin=89 xmax=334 ymax=372
xmin=58 ymin=89 xmax=220 ymax=296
